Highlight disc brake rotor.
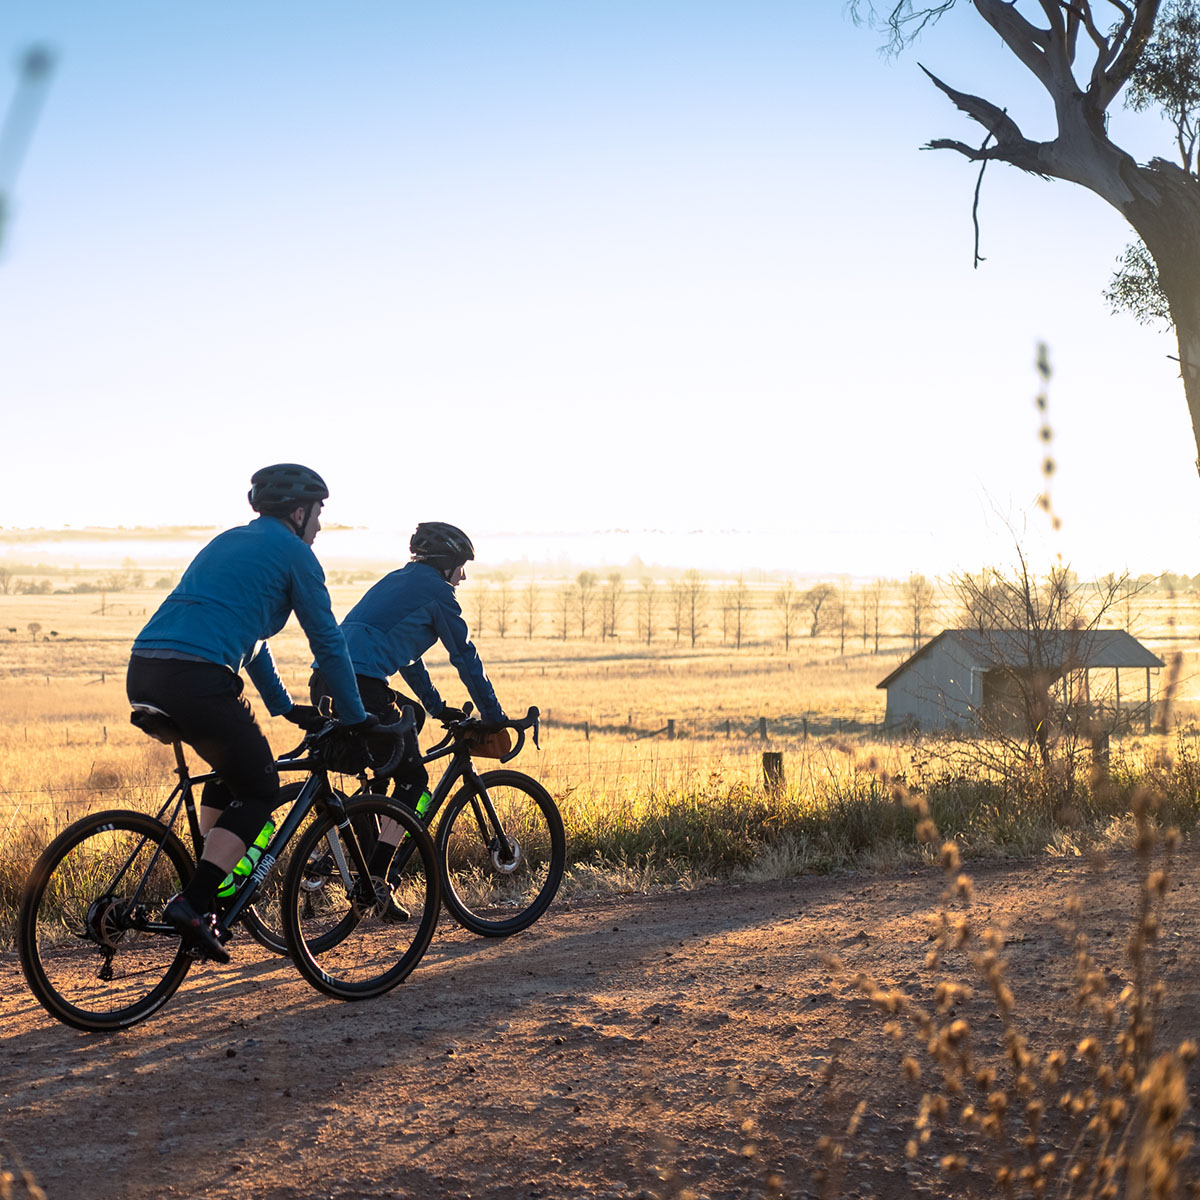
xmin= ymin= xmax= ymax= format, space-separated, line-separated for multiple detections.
xmin=490 ymin=836 xmax=522 ymax=875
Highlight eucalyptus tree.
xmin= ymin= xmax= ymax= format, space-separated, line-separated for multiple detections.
xmin=852 ymin=0 xmax=1200 ymax=468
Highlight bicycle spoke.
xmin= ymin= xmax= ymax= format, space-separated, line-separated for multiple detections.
xmin=19 ymin=812 xmax=193 ymax=1031
xmin=437 ymin=770 xmax=564 ymax=937
xmin=281 ymin=797 xmax=440 ymax=1000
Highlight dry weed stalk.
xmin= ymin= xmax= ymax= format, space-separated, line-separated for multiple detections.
xmin=825 ymin=776 xmax=1197 ymax=1197
xmin=0 ymin=1141 xmax=46 ymax=1200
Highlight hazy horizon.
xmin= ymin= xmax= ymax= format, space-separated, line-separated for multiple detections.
xmin=0 ymin=519 xmax=1185 ymax=581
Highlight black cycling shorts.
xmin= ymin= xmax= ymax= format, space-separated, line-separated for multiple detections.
xmin=127 ymin=655 xmax=280 ymax=842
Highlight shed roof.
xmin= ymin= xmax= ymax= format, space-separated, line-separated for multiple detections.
xmin=876 ymin=628 xmax=1164 ymax=690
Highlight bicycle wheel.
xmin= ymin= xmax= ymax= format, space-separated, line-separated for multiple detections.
xmin=18 ymin=810 xmax=195 ymax=1032
xmin=436 ymin=769 xmax=565 ymax=937
xmin=280 ymin=796 xmax=440 ymax=1000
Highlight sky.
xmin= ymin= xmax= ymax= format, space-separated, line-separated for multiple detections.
xmin=1 ymin=1 xmax=1196 ymax=579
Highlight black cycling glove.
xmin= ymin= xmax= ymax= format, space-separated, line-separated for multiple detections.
xmin=438 ymin=705 xmax=467 ymax=726
xmin=344 ymin=714 xmax=381 ymax=735
xmin=283 ymin=704 xmax=324 ymax=731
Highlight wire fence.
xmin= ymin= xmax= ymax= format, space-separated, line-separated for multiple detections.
xmin=0 ymin=717 xmax=898 ymax=838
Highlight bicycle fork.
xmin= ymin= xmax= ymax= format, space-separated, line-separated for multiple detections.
xmin=464 ymin=778 xmax=519 ymax=871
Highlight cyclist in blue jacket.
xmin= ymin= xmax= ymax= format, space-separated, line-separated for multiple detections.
xmin=309 ymin=522 xmax=506 ymax=877
xmin=127 ymin=464 xmax=371 ymax=962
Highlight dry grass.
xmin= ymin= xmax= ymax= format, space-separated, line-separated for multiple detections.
xmin=4 ymin=580 xmax=1200 ymax=946
xmin=820 ymin=776 xmax=1199 ymax=1198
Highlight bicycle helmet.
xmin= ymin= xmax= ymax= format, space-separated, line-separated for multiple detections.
xmin=247 ymin=464 xmax=329 ymax=515
xmin=410 ymin=522 xmax=475 ymax=571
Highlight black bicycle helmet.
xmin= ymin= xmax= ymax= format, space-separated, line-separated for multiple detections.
xmin=410 ymin=521 xmax=475 ymax=571
xmin=247 ymin=464 xmax=329 ymax=514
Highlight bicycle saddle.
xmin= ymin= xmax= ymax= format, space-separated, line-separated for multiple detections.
xmin=129 ymin=702 xmax=182 ymax=745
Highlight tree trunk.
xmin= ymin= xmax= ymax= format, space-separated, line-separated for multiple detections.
xmin=1124 ymin=161 xmax=1200 ymax=469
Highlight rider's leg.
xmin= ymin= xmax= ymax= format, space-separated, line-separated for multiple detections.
xmin=127 ymin=656 xmax=278 ymax=959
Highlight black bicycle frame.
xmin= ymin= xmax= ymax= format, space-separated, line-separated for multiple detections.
xmin=372 ymin=740 xmax=513 ymax=880
xmin=106 ymin=745 xmax=369 ymax=938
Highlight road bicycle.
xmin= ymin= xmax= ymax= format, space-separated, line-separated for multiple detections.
xmin=361 ymin=705 xmax=566 ymax=937
xmin=17 ymin=707 xmax=441 ymax=1033
xmin=235 ymin=704 xmax=566 ymax=952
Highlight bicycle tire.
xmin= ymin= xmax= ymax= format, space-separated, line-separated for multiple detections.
xmin=280 ymin=796 xmax=440 ymax=1000
xmin=18 ymin=810 xmax=195 ymax=1032
xmin=436 ymin=769 xmax=565 ymax=937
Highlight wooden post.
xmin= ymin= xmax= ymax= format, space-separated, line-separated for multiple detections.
xmin=667 ymin=719 xmax=676 ymax=740
xmin=584 ymin=721 xmax=590 ymax=741
xmin=803 ymin=717 xmax=809 ymax=741
xmin=725 ymin=719 xmax=731 ymax=739
xmin=763 ymin=751 xmax=784 ymax=793
xmin=758 ymin=716 xmax=768 ymax=741
xmin=1146 ymin=667 xmax=1152 ymax=734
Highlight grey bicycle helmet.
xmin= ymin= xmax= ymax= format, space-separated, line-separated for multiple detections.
xmin=248 ymin=464 xmax=329 ymax=514
xmin=410 ymin=522 xmax=475 ymax=571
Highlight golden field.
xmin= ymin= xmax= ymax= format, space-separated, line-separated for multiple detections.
xmin=2 ymin=570 xmax=1200 ymax=844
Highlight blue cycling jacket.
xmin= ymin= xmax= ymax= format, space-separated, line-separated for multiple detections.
xmin=132 ymin=515 xmax=367 ymax=723
xmin=336 ymin=561 xmax=503 ymax=722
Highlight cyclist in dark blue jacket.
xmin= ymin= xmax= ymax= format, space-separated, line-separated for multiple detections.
xmin=310 ymin=520 xmax=506 ymax=810
xmin=127 ymin=464 xmax=371 ymax=962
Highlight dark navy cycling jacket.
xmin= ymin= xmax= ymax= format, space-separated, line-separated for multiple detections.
xmin=336 ymin=560 xmax=503 ymax=722
xmin=132 ymin=515 xmax=367 ymax=723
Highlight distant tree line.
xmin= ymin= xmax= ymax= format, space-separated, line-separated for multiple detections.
xmin=449 ymin=563 xmax=1163 ymax=656
xmin=455 ymin=569 xmax=941 ymax=654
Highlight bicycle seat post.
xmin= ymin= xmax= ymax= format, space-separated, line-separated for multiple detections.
xmin=172 ymin=738 xmax=188 ymax=780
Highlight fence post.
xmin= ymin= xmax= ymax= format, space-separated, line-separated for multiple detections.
xmin=803 ymin=717 xmax=809 ymax=741
xmin=584 ymin=721 xmax=590 ymax=741
xmin=763 ymin=751 xmax=784 ymax=793
xmin=758 ymin=716 xmax=768 ymax=740
xmin=725 ymin=719 xmax=731 ymax=739
xmin=667 ymin=719 xmax=676 ymax=740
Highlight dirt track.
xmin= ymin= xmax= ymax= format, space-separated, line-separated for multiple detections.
xmin=3 ymin=850 xmax=1200 ymax=1200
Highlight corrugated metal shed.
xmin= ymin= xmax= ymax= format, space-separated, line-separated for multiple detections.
xmin=876 ymin=629 xmax=1164 ymax=732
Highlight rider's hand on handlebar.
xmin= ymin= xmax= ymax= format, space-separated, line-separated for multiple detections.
xmin=344 ymin=714 xmax=381 ymax=734
xmin=437 ymin=705 xmax=467 ymax=726
xmin=283 ymin=704 xmax=325 ymax=731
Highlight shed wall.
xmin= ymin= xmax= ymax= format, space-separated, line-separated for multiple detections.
xmin=884 ymin=641 xmax=982 ymax=730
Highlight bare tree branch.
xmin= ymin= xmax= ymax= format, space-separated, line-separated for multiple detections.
xmin=919 ymin=65 xmax=1025 ymax=143
xmin=975 ymin=0 xmax=1056 ymax=89
xmin=920 ymin=67 xmax=1053 ymax=175
xmin=972 ymin=127 xmax=996 ymax=267
xmin=1103 ymin=0 xmax=1163 ymax=105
